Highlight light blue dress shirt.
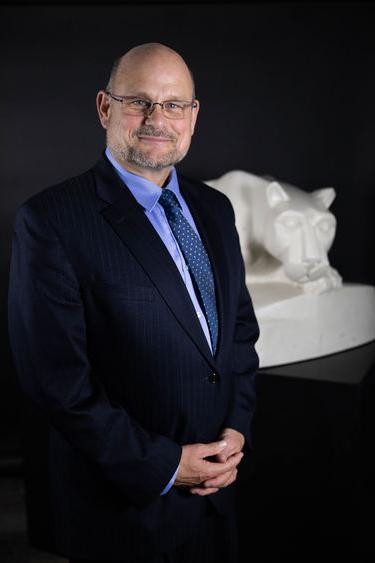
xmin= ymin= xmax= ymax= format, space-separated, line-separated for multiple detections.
xmin=105 ymin=148 xmax=213 ymax=494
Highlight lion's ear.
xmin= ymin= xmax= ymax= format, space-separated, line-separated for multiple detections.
xmin=266 ymin=181 xmax=290 ymax=208
xmin=313 ymin=187 xmax=336 ymax=209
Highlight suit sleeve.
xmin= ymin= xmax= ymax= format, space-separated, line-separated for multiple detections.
xmin=8 ymin=202 xmax=181 ymax=508
xmin=222 ymin=201 xmax=260 ymax=451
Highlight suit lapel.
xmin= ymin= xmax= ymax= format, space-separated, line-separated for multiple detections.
xmin=93 ymin=156 xmax=216 ymax=369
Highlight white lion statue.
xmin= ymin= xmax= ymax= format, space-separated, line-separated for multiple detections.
xmin=206 ymin=170 xmax=342 ymax=294
xmin=205 ymin=170 xmax=375 ymax=368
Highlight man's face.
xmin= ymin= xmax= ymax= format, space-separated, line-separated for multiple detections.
xmin=97 ymin=52 xmax=199 ymax=175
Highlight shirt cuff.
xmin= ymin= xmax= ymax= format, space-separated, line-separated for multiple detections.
xmin=160 ymin=463 xmax=180 ymax=495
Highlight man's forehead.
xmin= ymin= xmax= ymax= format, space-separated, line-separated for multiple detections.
xmin=114 ymin=57 xmax=193 ymax=95
xmin=119 ymin=51 xmax=188 ymax=76
xmin=120 ymin=43 xmax=184 ymax=66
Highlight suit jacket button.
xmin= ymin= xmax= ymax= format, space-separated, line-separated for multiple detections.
xmin=208 ymin=372 xmax=218 ymax=383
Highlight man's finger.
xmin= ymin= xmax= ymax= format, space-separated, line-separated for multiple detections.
xmin=198 ymin=440 xmax=227 ymax=459
xmin=203 ymin=451 xmax=243 ymax=480
xmin=190 ymin=486 xmax=219 ymax=496
xmin=216 ymin=445 xmax=243 ymax=463
xmin=204 ymin=468 xmax=237 ymax=488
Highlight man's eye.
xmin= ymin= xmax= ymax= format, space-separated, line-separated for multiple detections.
xmin=130 ymin=99 xmax=149 ymax=107
xmin=164 ymin=102 xmax=182 ymax=110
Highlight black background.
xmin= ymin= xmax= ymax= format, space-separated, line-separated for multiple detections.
xmin=1 ymin=4 xmax=375 ymax=559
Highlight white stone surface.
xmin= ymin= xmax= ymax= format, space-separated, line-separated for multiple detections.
xmin=251 ymin=283 xmax=375 ymax=367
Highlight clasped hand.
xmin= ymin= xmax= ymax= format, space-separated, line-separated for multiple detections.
xmin=174 ymin=428 xmax=245 ymax=496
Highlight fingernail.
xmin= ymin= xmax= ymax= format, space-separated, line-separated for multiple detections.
xmin=218 ymin=440 xmax=227 ymax=448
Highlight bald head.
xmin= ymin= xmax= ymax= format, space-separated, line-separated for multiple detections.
xmin=106 ymin=43 xmax=195 ymax=98
xmin=97 ymin=42 xmax=199 ymax=185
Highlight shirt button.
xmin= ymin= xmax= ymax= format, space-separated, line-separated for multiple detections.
xmin=197 ymin=311 xmax=202 ymax=319
xmin=208 ymin=372 xmax=218 ymax=384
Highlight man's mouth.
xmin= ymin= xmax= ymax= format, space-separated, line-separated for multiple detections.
xmin=135 ymin=127 xmax=176 ymax=143
xmin=137 ymin=135 xmax=172 ymax=143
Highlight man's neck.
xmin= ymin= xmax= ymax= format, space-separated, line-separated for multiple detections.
xmin=111 ymin=155 xmax=172 ymax=187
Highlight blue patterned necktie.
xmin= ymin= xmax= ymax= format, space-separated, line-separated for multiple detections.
xmin=158 ymin=188 xmax=218 ymax=353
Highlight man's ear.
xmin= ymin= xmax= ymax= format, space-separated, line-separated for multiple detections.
xmin=191 ymin=99 xmax=200 ymax=135
xmin=96 ymin=90 xmax=111 ymax=129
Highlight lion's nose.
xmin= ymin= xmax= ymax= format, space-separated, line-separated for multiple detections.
xmin=302 ymin=225 xmax=321 ymax=264
xmin=303 ymin=257 xmax=320 ymax=266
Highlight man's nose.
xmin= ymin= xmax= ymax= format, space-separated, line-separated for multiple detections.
xmin=144 ymin=103 xmax=164 ymax=121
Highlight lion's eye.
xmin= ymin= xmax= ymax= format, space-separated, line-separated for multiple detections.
xmin=318 ymin=220 xmax=334 ymax=233
xmin=281 ymin=216 xmax=300 ymax=229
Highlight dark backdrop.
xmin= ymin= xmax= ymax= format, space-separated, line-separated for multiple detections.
xmin=1 ymin=2 xmax=375 ymax=438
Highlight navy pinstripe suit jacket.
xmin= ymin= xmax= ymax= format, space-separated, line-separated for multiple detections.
xmin=8 ymin=154 xmax=259 ymax=560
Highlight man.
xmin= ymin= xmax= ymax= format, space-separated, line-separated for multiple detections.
xmin=8 ymin=43 xmax=259 ymax=563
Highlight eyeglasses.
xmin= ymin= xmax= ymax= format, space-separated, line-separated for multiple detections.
xmin=105 ymin=91 xmax=198 ymax=120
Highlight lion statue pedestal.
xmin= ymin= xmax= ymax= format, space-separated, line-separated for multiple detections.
xmin=206 ymin=170 xmax=375 ymax=368
xmin=250 ymin=283 xmax=375 ymax=366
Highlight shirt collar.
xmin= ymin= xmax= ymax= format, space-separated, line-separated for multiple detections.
xmin=105 ymin=147 xmax=183 ymax=212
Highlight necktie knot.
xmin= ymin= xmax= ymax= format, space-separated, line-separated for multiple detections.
xmin=158 ymin=189 xmax=181 ymax=214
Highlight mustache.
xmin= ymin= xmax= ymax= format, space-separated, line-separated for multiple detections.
xmin=135 ymin=126 xmax=176 ymax=141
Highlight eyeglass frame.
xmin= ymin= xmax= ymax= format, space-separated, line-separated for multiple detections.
xmin=105 ymin=91 xmax=198 ymax=119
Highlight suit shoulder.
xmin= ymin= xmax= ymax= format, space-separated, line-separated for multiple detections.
xmin=178 ymin=174 xmax=235 ymax=211
xmin=16 ymin=167 xmax=97 ymax=227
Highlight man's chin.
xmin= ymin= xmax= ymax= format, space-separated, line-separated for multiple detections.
xmin=127 ymin=148 xmax=183 ymax=170
xmin=138 ymin=160 xmax=174 ymax=171
xmin=109 ymin=142 xmax=187 ymax=171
